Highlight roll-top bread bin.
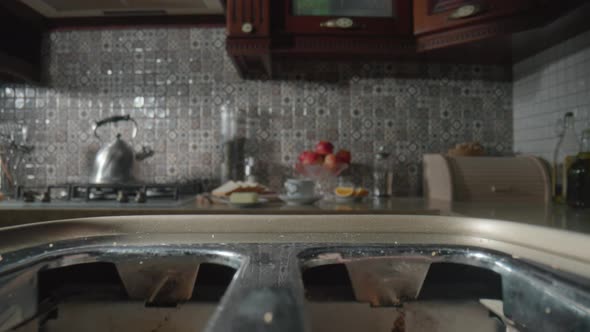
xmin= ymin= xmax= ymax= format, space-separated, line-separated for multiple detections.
xmin=423 ymin=154 xmax=551 ymax=203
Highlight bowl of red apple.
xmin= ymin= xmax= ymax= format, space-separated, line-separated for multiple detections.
xmin=294 ymin=141 xmax=352 ymax=197
xmin=295 ymin=141 xmax=351 ymax=178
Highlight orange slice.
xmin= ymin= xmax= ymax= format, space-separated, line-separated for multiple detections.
xmin=334 ymin=187 xmax=355 ymax=197
xmin=354 ymin=188 xmax=369 ymax=197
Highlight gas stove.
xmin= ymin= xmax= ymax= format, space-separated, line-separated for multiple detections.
xmin=13 ymin=179 xmax=216 ymax=204
xmin=0 ymin=215 xmax=589 ymax=332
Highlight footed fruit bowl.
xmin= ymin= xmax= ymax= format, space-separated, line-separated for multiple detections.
xmin=294 ymin=162 xmax=348 ymax=198
xmin=294 ymin=162 xmax=348 ymax=179
xmin=295 ymin=141 xmax=352 ymax=199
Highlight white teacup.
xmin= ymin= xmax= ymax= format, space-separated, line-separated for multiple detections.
xmin=284 ymin=179 xmax=315 ymax=199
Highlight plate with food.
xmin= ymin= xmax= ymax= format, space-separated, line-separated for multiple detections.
xmin=228 ymin=193 xmax=269 ymax=208
xmin=208 ymin=180 xmax=276 ymax=208
xmin=212 ymin=180 xmax=273 ymax=197
xmin=333 ymin=186 xmax=369 ymax=203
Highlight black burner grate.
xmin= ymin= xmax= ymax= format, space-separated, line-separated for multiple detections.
xmin=14 ymin=179 xmax=216 ymax=203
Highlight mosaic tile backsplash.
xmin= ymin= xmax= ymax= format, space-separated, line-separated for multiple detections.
xmin=0 ymin=27 xmax=512 ymax=195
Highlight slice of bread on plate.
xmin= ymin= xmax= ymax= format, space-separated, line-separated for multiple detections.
xmin=211 ymin=181 xmax=269 ymax=197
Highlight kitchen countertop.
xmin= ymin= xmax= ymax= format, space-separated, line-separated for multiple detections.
xmin=0 ymin=196 xmax=589 ymax=235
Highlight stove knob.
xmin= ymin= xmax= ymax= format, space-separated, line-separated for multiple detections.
xmin=117 ymin=190 xmax=129 ymax=203
xmin=41 ymin=190 xmax=51 ymax=203
xmin=135 ymin=191 xmax=147 ymax=203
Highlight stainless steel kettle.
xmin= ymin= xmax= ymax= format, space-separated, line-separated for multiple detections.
xmin=90 ymin=115 xmax=154 ymax=184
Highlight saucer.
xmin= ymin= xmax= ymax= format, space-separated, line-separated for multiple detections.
xmin=279 ymin=195 xmax=322 ymax=206
xmin=333 ymin=196 xmax=364 ymax=204
xmin=228 ymin=198 xmax=269 ymax=208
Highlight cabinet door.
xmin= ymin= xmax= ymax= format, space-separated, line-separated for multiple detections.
xmin=414 ymin=0 xmax=536 ymax=35
xmin=284 ymin=0 xmax=412 ymax=36
xmin=226 ymin=0 xmax=271 ymax=36
xmin=0 ymin=2 xmax=45 ymax=82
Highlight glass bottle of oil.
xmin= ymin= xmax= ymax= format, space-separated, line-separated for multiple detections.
xmin=567 ymin=128 xmax=590 ymax=208
xmin=373 ymin=146 xmax=393 ymax=197
xmin=553 ymin=112 xmax=580 ymax=203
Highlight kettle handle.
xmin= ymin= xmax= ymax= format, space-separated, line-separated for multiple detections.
xmin=93 ymin=115 xmax=138 ymax=141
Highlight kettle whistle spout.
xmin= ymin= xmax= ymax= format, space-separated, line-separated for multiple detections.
xmin=136 ymin=146 xmax=154 ymax=161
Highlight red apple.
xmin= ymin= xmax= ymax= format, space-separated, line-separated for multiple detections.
xmin=323 ymin=153 xmax=338 ymax=171
xmin=315 ymin=141 xmax=334 ymax=155
xmin=299 ymin=151 xmax=323 ymax=165
xmin=335 ymin=149 xmax=351 ymax=164
xmin=298 ymin=151 xmax=306 ymax=163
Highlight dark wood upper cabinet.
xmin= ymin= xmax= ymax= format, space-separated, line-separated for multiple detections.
xmin=283 ymin=0 xmax=412 ymax=36
xmin=0 ymin=1 xmax=46 ymax=83
xmin=2 ymin=0 xmax=588 ymax=80
xmin=414 ymin=0 xmax=543 ymax=52
xmin=223 ymin=0 xmax=589 ymax=78
xmin=414 ymin=0 xmax=537 ymax=36
xmin=225 ymin=0 xmax=271 ymax=36
xmin=263 ymin=0 xmax=416 ymax=67
xmin=413 ymin=0 xmax=586 ymax=53
xmin=225 ymin=0 xmax=273 ymax=78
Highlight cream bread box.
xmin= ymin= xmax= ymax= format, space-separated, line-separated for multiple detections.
xmin=423 ymin=154 xmax=551 ymax=203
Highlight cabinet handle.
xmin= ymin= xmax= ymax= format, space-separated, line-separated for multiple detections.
xmin=320 ymin=17 xmax=357 ymax=29
xmin=241 ymin=22 xmax=254 ymax=33
xmin=448 ymin=4 xmax=485 ymax=20
xmin=491 ymin=185 xmax=512 ymax=193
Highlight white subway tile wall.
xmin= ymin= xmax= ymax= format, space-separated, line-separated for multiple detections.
xmin=513 ymin=29 xmax=590 ymax=162
xmin=0 ymin=28 xmax=512 ymax=195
